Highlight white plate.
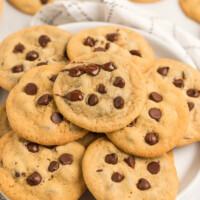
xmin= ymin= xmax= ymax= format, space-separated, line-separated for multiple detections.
xmin=0 ymin=21 xmax=200 ymax=200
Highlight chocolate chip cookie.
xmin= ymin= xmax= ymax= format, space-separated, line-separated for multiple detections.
xmin=179 ymin=0 xmax=200 ymax=23
xmin=0 ymin=103 xmax=11 ymax=138
xmin=67 ymin=26 xmax=155 ymax=73
xmin=0 ymin=25 xmax=71 ymax=91
xmin=82 ymin=138 xmax=179 ymax=200
xmin=53 ymin=53 xmax=147 ymax=133
xmin=8 ymin=0 xmax=54 ymax=15
xmin=0 ymin=132 xmax=86 ymax=200
xmin=107 ymin=76 xmax=189 ymax=157
xmin=6 ymin=65 xmax=88 ymax=146
xmin=147 ymin=58 xmax=200 ymax=146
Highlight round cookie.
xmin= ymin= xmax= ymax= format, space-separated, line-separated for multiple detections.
xmin=0 ymin=132 xmax=86 ymax=200
xmin=82 ymin=138 xmax=179 ymax=200
xmin=6 ymin=65 xmax=88 ymax=146
xmin=67 ymin=26 xmax=155 ymax=73
xmin=0 ymin=25 xmax=71 ymax=91
xmin=146 ymin=58 xmax=200 ymax=146
xmin=53 ymin=52 xmax=147 ymax=133
xmin=107 ymin=76 xmax=189 ymax=157
xmin=179 ymin=0 xmax=200 ymax=24
xmin=8 ymin=0 xmax=54 ymax=15
xmin=0 ymin=103 xmax=11 ymax=138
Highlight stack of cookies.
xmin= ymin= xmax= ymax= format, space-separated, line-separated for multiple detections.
xmin=0 ymin=25 xmax=199 ymax=200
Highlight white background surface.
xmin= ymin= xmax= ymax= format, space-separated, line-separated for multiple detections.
xmin=0 ymin=0 xmax=200 ymax=199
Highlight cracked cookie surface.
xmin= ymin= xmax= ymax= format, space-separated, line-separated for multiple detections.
xmin=0 ymin=25 xmax=71 ymax=91
xmin=0 ymin=132 xmax=86 ymax=200
xmin=53 ymin=53 xmax=147 ymax=133
xmin=6 ymin=65 xmax=88 ymax=146
xmin=82 ymin=138 xmax=179 ymax=200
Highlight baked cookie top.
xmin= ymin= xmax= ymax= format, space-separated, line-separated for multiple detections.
xmin=146 ymin=58 xmax=200 ymax=146
xmin=8 ymin=0 xmax=54 ymax=15
xmin=0 ymin=132 xmax=86 ymax=200
xmin=0 ymin=25 xmax=71 ymax=91
xmin=67 ymin=26 xmax=155 ymax=72
xmin=107 ymin=76 xmax=189 ymax=157
xmin=82 ymin=138 xmax=179 ymax=200
xmin=53 ymin=53 xmax=147 ymax=133
xmin=179 ymin=0 xmax=200 ymax=23
xmin=6 ymin=65 xmax=88 ymax=146
xmin=0 ymin=103 xmax=11 ymax=138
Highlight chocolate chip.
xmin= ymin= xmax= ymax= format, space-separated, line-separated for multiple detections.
xmin=129 ymin=50 xmax=142 ymax=57
xmin=105 ymin=153 xmax=118 ymax=165
xmin=145 ymin=133 xmax=158 ymax=145
xmin=94 ymin=47 xmax=105 ymax=52
xmin=127 ymin=119 xmax=137 ymax=127
xmin=173 ymin=79 xmax=184 ymax=88
xmin=37 ymin=94 xmax=52 ymax=106
xmin=36 ymin=62 xmax=48 ymax=66
xmin=67 ymin=64 xmax=100 ymax=77
xmin=114 ymin=96 xmax=124 ymax=109
xmin=84 ymin=36 xmax=95 ymax=47
xmin=15 ymin=172 xmax=20 ymax=178
xmin=157 ymin=67 xmax=169 ymax=76
xmin=66 ymin=66 xmax=85 ymax=77
xmin=105 ymin=43 xmax=110 ymax=50
xmin=98 ymin=84 xmax=107 ymax=94
xmin=137 ymin=178 xmax=151 ymax=190
xmin=149 ymin=108 xmax=162 ymax=121
xmin=85 ymin=64 xmax=100 ymax=76
xmin=96 ymin=169 xmax=103 ymax=172
xmin=27 ymin=172 xmax=42 ymax=186
xmin=22 ymin=172 xmax=26 ymax=177
xmin=27 ymin=143 xmax=39 ymax=153
xmin=13 ymin=43 xmax=25 ymax=53
xmin=49 ymin=75 xmax=58 ymax=82
xmin=51 ymin=112 xmax=63 ymax=124
xmin=26 ymin=51 xmax=39 ymax=61
xmin=106 ymin=33 xmax=118 ymax=42
xmin=149 ymin=92 xmax=163 ymax=103
xmin=113 ymin=77 xmax=125 ymax=88
xmin=124 ymin=156 xmax=135 ymax=168
xmin=187 ymin=102 xmax=194 ymax=111
xmin=101 ymin=62 xmax=116 ymax=72
xmin=48 ymin=161 xmax=59 ymax=172
xmin=59 ymin=153 xmax=73 ymax=165
xmin=38 ymin=35 xmax=51 ymax=47
xmin=187 ymin=89 xmax=200 ymax=98
xmin=65 ymin=90 xmax=83 ymax=101
xmin=24 ymin=83 xmax=38 ymax=95
xmin=12 ymin=65 xmax=23 ymax=73
xmin=147 ymin=161 xmax=160 ymax=174
xmin=40 ymin=0 xmax=48 ymax=4
xmin=88 ymin=94 xmax=99 ymax=106
xmin=111 ymin=172 xmax=124 ymax=182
